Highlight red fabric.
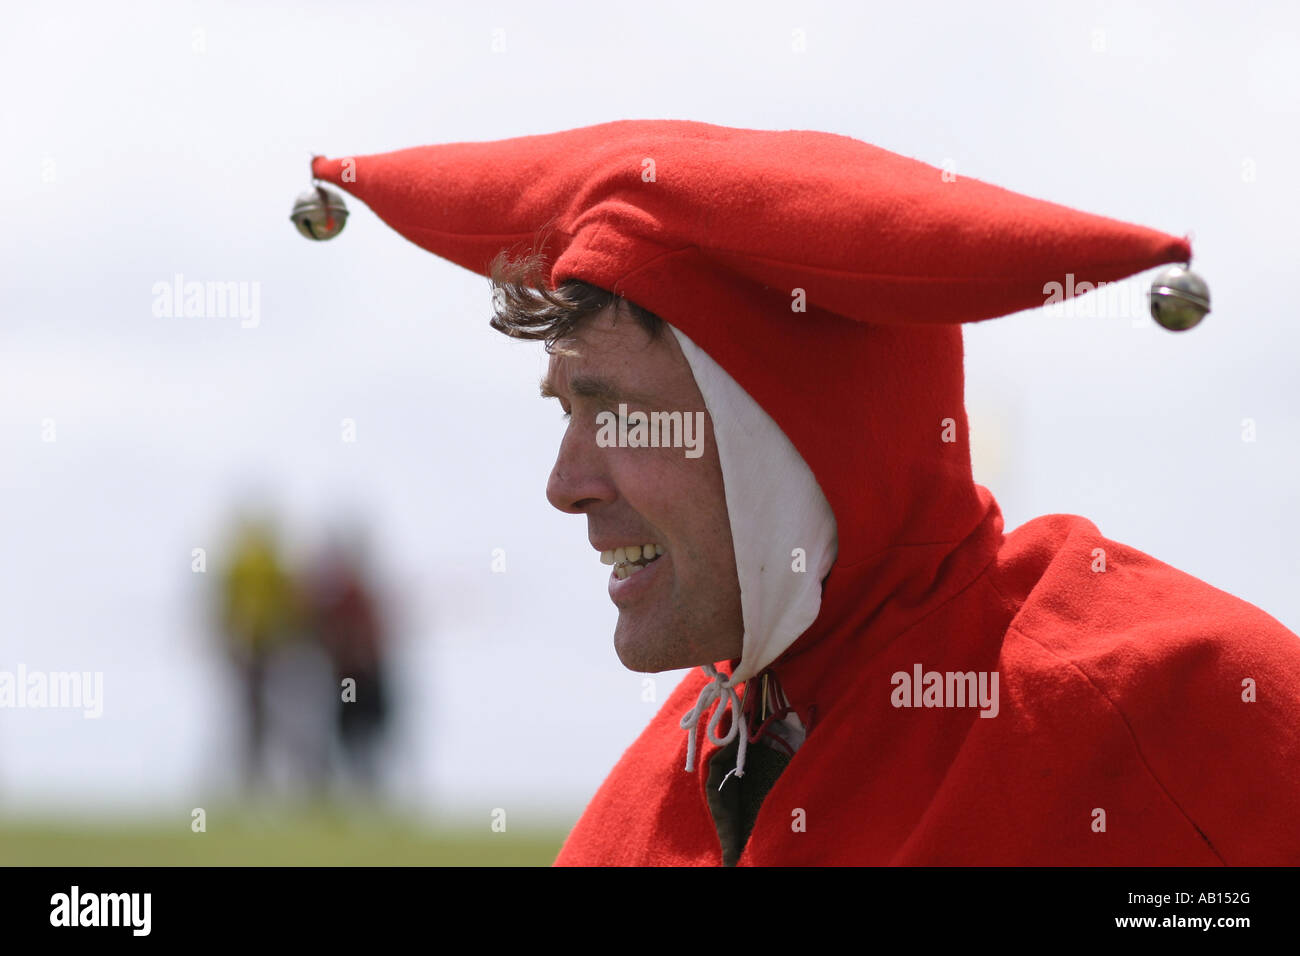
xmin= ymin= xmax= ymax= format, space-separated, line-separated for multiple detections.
xmin=556 ymin=507 xmax=1300 ymax=865
xmin=311 ymin=120 xmax=1300 ymax=865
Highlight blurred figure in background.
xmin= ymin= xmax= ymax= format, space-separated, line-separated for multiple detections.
xmin=217 ymin=513 xmax=300 ymax=793
xmin=303 ymin=524 xmax=391 ymax=796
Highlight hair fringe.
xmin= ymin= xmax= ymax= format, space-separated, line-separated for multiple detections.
xmin=488 ymin=228 xmax=663 ymax=351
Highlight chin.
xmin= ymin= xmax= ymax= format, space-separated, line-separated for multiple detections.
xmin=613 ymin=609 xmax=741 ymax=674
xmin=613 ymin=619 xmax=682 ymax=674
xmin=613 ymin=635 xmax=664 ymax=674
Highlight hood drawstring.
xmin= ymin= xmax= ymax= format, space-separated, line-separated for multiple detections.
xmin=680 ymin=663 xmax=748 ymax=788
xmin=742 ymin=668 xmax=799 ymax=758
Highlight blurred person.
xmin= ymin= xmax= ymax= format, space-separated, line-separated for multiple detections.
xmin=299 ymin=121 xmax=1300 ymax=865
xmin=217 ymin=513 xmax=301 ymax=793
xmin=303 ymin=525 xmax=390 ymax=795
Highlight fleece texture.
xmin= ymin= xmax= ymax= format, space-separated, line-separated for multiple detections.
xmin=311 ymin=119 xmax=1300 ymax=865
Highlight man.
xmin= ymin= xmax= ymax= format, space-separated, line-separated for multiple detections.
xmin=303 ymin=525 xmax=390 ymax=794
xmin=301 ymin=119 xmax=1300 ymax=865
xmin=218 ymin=511 xmax=300 ymax=793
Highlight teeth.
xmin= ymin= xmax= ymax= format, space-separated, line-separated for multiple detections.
xmin=602 ymin=542 xmax=667 ymax=576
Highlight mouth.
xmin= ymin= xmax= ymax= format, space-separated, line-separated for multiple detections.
xmin=599 ymin=542 xmax=666 ymax=580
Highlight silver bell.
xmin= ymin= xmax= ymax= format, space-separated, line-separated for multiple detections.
xmin=290 ymin=185 xmax=348 ymax=240
xmin=1149 ymin=264 xmax=1210 ymax=332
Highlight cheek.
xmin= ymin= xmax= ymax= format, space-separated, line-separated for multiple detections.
xmin=611 ymin=448 xmax=730 ymax=548
xmin=607 ymin=447 xmax=685 ymax=507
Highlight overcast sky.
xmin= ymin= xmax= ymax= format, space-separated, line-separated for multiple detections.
xmin=2 ymin=0 xmax=1297 ymax=828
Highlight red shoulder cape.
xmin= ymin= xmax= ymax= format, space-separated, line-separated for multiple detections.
xmin=556 ymin=498 xmax=1300 ymax=865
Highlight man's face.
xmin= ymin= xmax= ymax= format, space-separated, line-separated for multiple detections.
xmin=542 ymin=306 xmax=744 ymax=673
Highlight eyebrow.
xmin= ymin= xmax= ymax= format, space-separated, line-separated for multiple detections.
xmin=539 ymin=374 xmax=651 ymax=405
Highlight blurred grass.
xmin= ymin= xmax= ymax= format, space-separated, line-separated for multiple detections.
xmin=0 ymin=805 xmax=568 ymax=866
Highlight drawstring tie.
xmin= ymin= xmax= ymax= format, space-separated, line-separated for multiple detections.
xmin=680 ymin=663 xmax=748 ymax=789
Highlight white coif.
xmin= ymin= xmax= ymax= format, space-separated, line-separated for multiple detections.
xmin=669 ymin=324 xmax=838 ymax=779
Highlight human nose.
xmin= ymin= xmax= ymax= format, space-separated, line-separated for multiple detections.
xmin=546 ymin=421 xmax=616 ymax=515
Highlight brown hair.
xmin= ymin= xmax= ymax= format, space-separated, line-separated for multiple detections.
xmin=488 ymin=241 xmax=663 ymax=352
